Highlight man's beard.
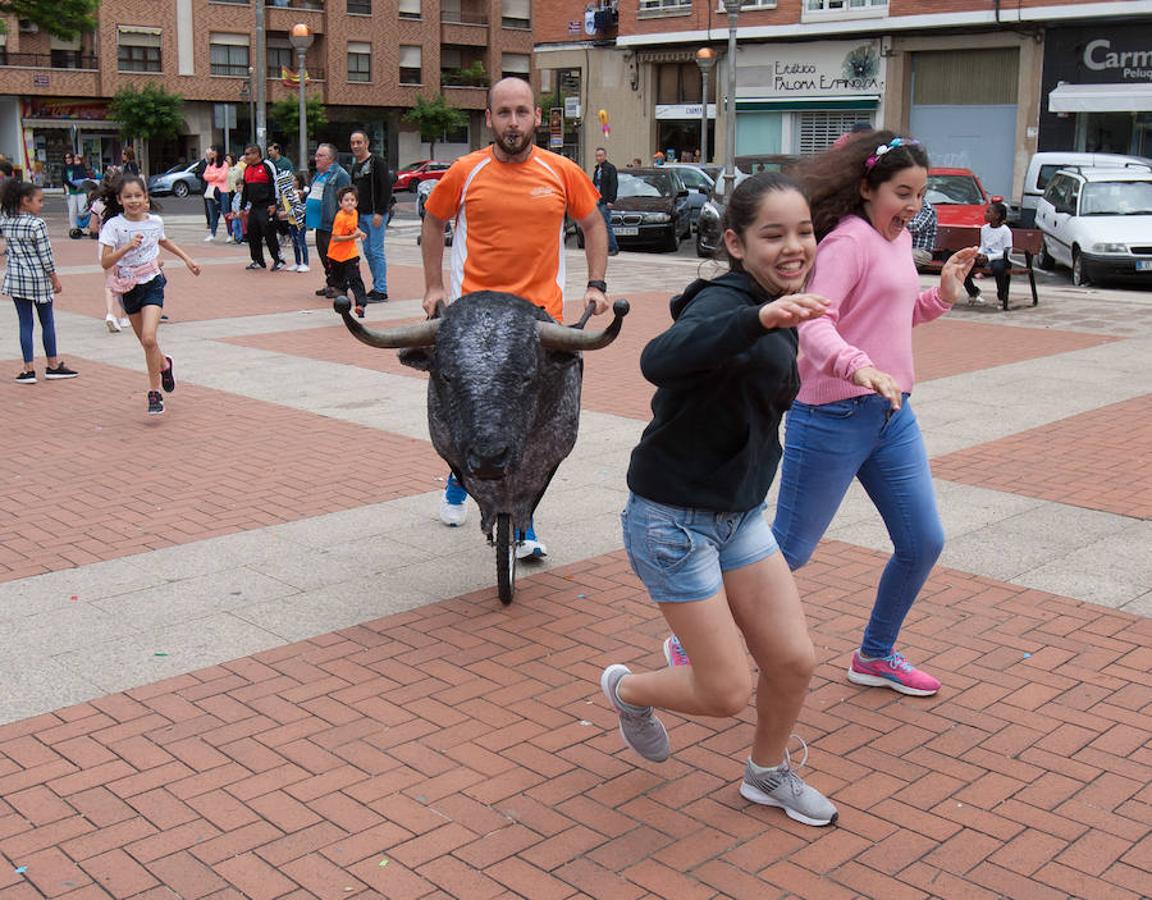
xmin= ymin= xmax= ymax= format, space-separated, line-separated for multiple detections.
xmin=494 ymin=128 xmax=535 ymax=157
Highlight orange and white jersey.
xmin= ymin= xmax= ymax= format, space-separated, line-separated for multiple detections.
xmin=424 ymin=146 xmax=599 ymax=323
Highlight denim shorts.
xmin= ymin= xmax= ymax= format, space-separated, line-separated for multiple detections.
xmin=121 ymin=273 xmax=166 ymax=316
xmin=621 ymin=492 xmax=779 ymax=604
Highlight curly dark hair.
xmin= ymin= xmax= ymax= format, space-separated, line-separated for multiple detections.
xmin=793 ymin=129 xmax=930 ymax=240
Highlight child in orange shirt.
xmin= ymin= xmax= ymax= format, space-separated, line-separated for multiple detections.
xmin=327 ymin=186 xmax=369 ymax=317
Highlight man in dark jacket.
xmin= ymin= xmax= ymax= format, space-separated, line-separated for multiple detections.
xmin=240 ymin=144 xmax=285 ymax=271
xmin=348 ymin=130 xmax=394 ymax=302
xmin=592 ymin=147 xmax=619 ymax=256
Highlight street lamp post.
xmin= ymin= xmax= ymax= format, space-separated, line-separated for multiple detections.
xmin=254 ymin=0 xmax=267 ymax=150
xmin=241 ymin=73 xmax=254 ymax=145
xmin=722 ymin=0 xmax=743 ymax=197
xmin=694 ymin=47 xmax=716 ymax=166
xmin=289 ymin=23 xmax=314 ymax=178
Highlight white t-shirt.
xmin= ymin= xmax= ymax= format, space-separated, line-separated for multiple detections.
xmin=979 ymin=223 xmax=1014 ymax=260
xmin=99 ymin=213 xmax=166 ymax=282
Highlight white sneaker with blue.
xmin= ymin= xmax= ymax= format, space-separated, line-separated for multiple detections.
xmin=515 ymin=521 xmax=547 ymax=560
xmin=439 ymin=473 xmax=469 ymax=527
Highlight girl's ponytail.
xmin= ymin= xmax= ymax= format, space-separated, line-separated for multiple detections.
xmin=1 ymin=179 xmax=40 ymax=217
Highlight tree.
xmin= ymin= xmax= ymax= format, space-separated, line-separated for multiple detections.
xmin=268 ymin=95 xmax=328 ymax=155
xmin=0 ymin=0 xmax=98 ymax=39
xmin=108 ymin=84 xmax=185 ymax=177
xmin=403 ymin=94 xmax=468 ymax=160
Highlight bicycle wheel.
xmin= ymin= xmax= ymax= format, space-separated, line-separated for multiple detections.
xmin=496 ymin=513 xmax=516 ymax=606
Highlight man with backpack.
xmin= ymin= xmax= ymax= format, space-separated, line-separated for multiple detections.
xmin=348 ymin=130 xmax=394 ymax=302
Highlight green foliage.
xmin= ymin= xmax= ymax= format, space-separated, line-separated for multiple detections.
xmin=442 ymin=60 xmax=489 ymax=88
xmin=0 ymin=0 xmax=98 ymax=39
xmin=269 ymin=95 xmax=328 ymax=145
xmin=108 ymin=84 xmax=185 ymax=144
xmin=403 ymin=94 xmax=468 ymax=158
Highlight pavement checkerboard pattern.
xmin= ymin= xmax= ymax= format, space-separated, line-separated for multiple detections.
xmin=1 ymin=209 xmax=1150 ymax=897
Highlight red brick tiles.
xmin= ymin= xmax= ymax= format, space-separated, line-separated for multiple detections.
xmin=0 ymin=541 xmax=1148 ymax=897
xmin=0 ymin=360 xmax=444 ymax=583
xmin=933 ymin=394 xmax=1152 ymax=520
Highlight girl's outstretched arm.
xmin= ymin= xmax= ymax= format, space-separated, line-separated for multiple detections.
xmin=158 ymin=239 xmax=201 ymax=276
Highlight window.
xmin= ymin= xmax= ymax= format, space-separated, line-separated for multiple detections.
xmin=806 ymin=0 xmax=885 ymax=9
xmin=399 ymin=0 xmax=421 ymax=18
xmin=796 ymin=111 xmax=869 ymax=155
xmin=347 ymin=41 xmax=371 ymax=82
xmin=210 ymin=33 xmax=249 ymax=76
xmin=639 ymin=0 xmax=691 ymax=16
xmin=50 ymin=34 xmax=85 ymax=68
xmin=347 ymin=0 xmax=371 ymax=11
xmin=502 ymin=52 xmax=530 ymax=82
xmin=500 ymin=0 xmax=530 ymax=27
xmin=118 ymin=26 xmax=162 ymax=73
xmin=399 ymin=45 xmax=421 ymax=85
xmin=656 ymin=63 xmax=702 ymax=105
xmin=267 ymin=39 xmax=293 ymax=78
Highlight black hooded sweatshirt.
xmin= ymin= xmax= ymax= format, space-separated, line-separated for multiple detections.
xmin=626 ymin=270 xmax=800 ymax=513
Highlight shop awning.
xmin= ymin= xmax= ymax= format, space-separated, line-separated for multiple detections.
xmin=1049 ymin=83 xmax=1152 ymax=114
xmin=735 ymin=96 xmax=879 ymax=112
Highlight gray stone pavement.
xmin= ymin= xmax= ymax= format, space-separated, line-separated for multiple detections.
xmin=3 ymin=215 xmax=1151 ymax=725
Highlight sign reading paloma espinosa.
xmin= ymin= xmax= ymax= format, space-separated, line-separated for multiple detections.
xmin=737 ymin=41 xmax=885 ymax=98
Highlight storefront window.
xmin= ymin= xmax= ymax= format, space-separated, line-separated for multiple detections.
xmin=656 ymin=63 xmax=702 ymax=106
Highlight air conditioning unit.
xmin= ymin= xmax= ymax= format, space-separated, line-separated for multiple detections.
xmin=18 ymin=19 xmax=40 ymax=33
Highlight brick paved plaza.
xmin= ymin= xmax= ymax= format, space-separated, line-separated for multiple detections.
xmin=2 ymin=210 xmax=1150 ymax=897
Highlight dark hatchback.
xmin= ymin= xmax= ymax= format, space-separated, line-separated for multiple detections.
xmin=580 ymin=168 xmax=692 ymax=252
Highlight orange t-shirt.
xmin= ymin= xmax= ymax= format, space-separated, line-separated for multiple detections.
xmin=327 ymin=209 xmax=359 ymax=263
xmin=424 ymin=146 xmax=599 ymax=323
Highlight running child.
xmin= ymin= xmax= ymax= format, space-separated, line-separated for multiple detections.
xmin=1 ymin=179 xmax=79 ymax=384
xmin=600 ymin=173 xmax=838 ymax=827
xmin=327 ymin=185 xmax=368 ymax=317
xmin=99 ymin=175 xmax=201 ymax=415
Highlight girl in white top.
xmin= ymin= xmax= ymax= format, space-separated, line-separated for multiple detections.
xmin=99 ymin=175 xmax=200 ymax=416
xmin=964 ymin=202 xmax=1014 ymax=305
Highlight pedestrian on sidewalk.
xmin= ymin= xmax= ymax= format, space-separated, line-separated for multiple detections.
xmin=88 ymin=177 xmax=131 ymax=333
xmin=306 ymin=143 xmax=350 ymax=299
xmin=770 ymin=132 xmax=977 ymax=696
xmin=592 ymin=146 xmax=619 ymax=257
xmin=225 ymin=153 xmax=246 ymax=243
xmin=240 ymin=145 xmax=285 ymax=271
xmin=276 ymin=169 xmax=310 ymax=272
xmin=98 ymin=175 xmax=201 ymax=416
xmin=63 ymin=152 xmax=91 ymax=239
xmin=600 ymin=173 xmax=837 ymax=826
xmin=201 ymin=146 xmax=230 ymax=243
xmin=327 ymin=186 xmax=368 ymax=317
xmin=348 ymin=130 xmax=393 ymax=302
xmin=1 ymin=179 xmax=79 ymax=384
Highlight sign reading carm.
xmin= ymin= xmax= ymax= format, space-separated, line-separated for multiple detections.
xmin=1046 ymin=27 xmax=1152 ymax=84
xmin=737 ymin=40 xmax=885 ymax=98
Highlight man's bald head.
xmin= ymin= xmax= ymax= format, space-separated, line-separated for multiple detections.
xmin=487 ymin=76 xmax=535 ymax=113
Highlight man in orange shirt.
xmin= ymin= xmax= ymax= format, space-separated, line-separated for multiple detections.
xmin=422 ymin=76 xmax=610 ymax=556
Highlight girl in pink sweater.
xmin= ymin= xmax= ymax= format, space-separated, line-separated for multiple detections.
xmin=770 ymin=131 xmax=976 ymax=697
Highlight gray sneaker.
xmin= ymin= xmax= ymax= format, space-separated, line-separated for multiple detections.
xmin=739 ymin=739 xmax=837 ymax=826
xmin=600 ymin=664 xmax=669 ymax=762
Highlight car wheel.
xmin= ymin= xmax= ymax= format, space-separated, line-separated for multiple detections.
xmin=1071 ymin=248 xmax=1090 ymax=287
xmin=172 ymin=181 xmax=189 ymax=199
xmin=1037 ymin=239 xmax=1056 ymax=271
xmin=695 ymin=233 xmax=712 ymax=259
xmin=662 ymin=227 xmax=680 ymax=253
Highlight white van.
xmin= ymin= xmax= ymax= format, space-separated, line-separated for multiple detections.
xmin=1020 ymin=152 xmax=1152 ymax=226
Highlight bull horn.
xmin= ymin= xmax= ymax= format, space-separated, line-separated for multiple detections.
xmin=537 ymin=299 xmax=630 ymax=352
xmin=334 ymin=296 xmax=440 ymax=348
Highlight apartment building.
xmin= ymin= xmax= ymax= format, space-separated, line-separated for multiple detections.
xmin=534 ymin=0 xmax=1151 ymax=199
xmin=0 ymin=0 xmax=535 ymax=183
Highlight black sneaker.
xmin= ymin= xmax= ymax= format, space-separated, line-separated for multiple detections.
xmin=44 ymin=363 xmax=79 ymax=380
xmin=15 ymin=371 xmax=35 ymax=384
xmin=246 ymin=262 xmax=266 ymax=270
xmin=366 ymin=290 xmax=389 ymax=303
xmin=147 ymin=390 xmax=164 ymax=415
xmin=161 ymin=356 xmax=175 ymax=393
xmin=314 ymin=287 xmax=329 ymax=296
xmin=271 ymin=260 xmax=286 ymax=272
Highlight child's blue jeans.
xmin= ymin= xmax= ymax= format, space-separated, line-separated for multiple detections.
xmin=13 ymin=297 xmax=57 ymax=364
xmin=230 ymin=211 xmax=244 ymax=242
xmin=771 ymin=393 xmax=944 ymax=659
xmin=290 ymin=224 xmax=309 ymax=266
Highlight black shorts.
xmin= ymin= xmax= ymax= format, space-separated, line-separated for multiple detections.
xmin=121 ymin=273 xmax=166 ymax=315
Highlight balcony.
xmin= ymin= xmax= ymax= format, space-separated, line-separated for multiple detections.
xmin=441 ymin=9 xmax=488 ymax=24
xmin=0 ymin=52 xmax=99 ymax=70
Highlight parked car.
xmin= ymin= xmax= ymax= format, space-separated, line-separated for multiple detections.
xmin=1019 ymin=151 xmax=1152 ymax=227
xmin=578 ymin=168 xmax=692 ymax=252
xmin=925 ymin=168 xmax=1002 ymax=227
xmin=1035 ymin=165 xmax=1152 ymax=286
xmin=146 ymin=162 xmax=204 ymax=198
xmin=394 ymin=160 xmax=452 ymax=192
xmin=662 ymin=163 xmax=715 ymax=229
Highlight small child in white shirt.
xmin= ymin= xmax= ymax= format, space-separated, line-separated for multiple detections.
xmin=964 ymin=202 xmax=1013 ymax=306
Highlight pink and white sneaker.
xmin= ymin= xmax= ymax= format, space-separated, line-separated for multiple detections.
xmin=848 ymin=650 xmax=939 ymax=696
xmin=663 ymin=635 xmax=691 ymax=668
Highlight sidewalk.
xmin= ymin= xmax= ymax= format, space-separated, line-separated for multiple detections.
xmin=1 ymin=211 xmax=1150 ymax=896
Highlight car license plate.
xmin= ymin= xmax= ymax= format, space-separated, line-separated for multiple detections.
xmin=1136 ymin=260 xmax=1152 ymax=272
xmin=614 ymin=226 xmax=639 ymax=236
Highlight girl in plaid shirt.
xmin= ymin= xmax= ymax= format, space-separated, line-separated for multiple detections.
xmin=1 ymin=180 xmax=78 ymax=384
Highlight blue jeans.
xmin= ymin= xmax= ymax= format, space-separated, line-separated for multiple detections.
xmin=598 ymin=202 xmax=618 ymax=253
xmin=13 ymin=298 xmax=57 ymax=363
xmin=205 ymin=195 xmax=222 ymax=236
xmin=289 ymin=224 xmax=309 ymax=266
xmin=771 ymin=393 xmax=944 ymax=658
xmin=362 ymin=212 xmax=388 ymax=294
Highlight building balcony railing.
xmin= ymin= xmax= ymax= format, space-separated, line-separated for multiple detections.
xmin=441 ymin=10 xmax=489 ymax=25
xmin=265 ymin=0 xmax=325 ymax=9
xmin=0 ymin=52 xmax=99 ymax=70
xmin=441 ymin=70 xmax=490 ymax=87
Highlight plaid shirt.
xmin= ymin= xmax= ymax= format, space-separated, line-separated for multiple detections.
xmin=907 ymin=199 xmax=937 ymax=252
xmin=0 ymin=213 xmax=56 ymax=304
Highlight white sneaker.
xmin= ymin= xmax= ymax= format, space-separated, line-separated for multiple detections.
xmin=515 ymin=538 xmax=548 ymax=560
xmin=118 ymin=317 xmax=131 ymax=328
xmin=287 ymin=264 xmax=300 ymax=272
xmin=203 ymin=233 xmax=214 ymax=242
xmin=105 ymin=314 xmax=121 ymax=333
xmin=296 ymin=264 xmax=310 ymax=273
xmin=439 ymin=497 xmax=468 ymax=527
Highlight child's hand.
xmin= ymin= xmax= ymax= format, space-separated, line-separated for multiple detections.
xmin=357 ymin=230 xmax=368 ymax=241
xmin=759 ymin=293 xmax=829 ymax=330
xmin=51 ymin=275 xmax=64 ymax=294
xmin=187 ymin=260 xmax=201 ymax=276
xmin=131 ymin=232 xmax=144 ymax=248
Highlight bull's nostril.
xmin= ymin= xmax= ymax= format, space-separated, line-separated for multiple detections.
xmin=467 ymin=445 xmax=510 ymax=480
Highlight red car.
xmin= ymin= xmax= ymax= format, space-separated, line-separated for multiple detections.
xmin=394 ymin=160 xmax=452 ymax=192
xmin=926 ymin=167 xmax=1004 ymax=226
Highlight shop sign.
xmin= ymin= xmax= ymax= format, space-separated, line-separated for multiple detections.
xmin=1082 ymin=39 xmax=1152 ymax=82
xmin=656 ymin=103 xmax=717 ymax=120
xmin=564 ymin=96 xmax=581 ymax=119
xmin=22 ymin=98 xmax=111 ymax=120
xmin=1044 ymin=27 xmax=1152 ymax=85
xmin=737 ymin=40 xmax=884 ymax=98
xmin=33 ymin=74 xmax=49 ymax=87
xmin=549 ymin=107 xmax=564 ymax=149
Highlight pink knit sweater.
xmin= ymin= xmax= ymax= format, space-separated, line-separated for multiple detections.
xmin=796 ymin=214 xmax=950 ymax=405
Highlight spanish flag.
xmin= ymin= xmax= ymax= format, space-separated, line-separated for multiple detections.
xmin=280 ymin=66 xmax=311 ymax=87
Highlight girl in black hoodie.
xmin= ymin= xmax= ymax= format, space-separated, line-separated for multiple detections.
xmin=600 ymin=173 xmax=839 ymax=827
